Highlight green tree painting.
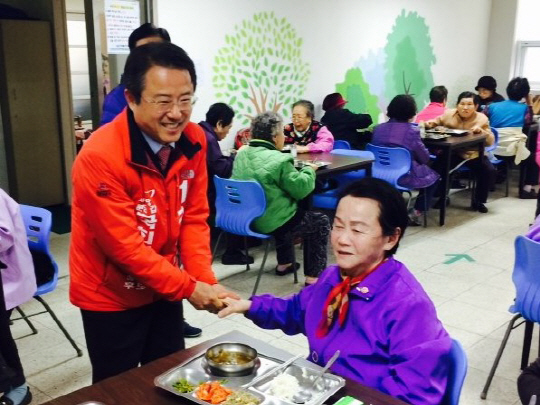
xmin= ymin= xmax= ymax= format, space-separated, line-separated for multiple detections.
xmin=212 ymin=11 xmax=310 ymax=125
xmin=336 ymin=68 xmax=380 ymax=126
xmin=384 ymin=10 xmax=436 ymax=107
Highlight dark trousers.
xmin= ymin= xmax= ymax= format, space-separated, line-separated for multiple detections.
xmin=0 ymin=273 xmax=25 ymax=392
xmin=81 ymin=300 xmax=184 ymax=384
xmin=433 ymin=154 xmax=496 ymax=204
xmin=270 ymin=210 xmax=330 ymax=278
xmin=520 ymin=127 xmax=539 ymax=187
xmin=414 ymin=180 xmax=439 ymax=212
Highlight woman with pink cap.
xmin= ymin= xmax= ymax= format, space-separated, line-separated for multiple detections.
xmin=321 ymin=93 xmax=373 ymax=150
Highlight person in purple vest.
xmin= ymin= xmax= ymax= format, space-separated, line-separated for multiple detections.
xmin=100 ymin=23 xmax=171 ymax=127
xmin=373 ymin=95 xmax=440 ymax=226
xmin=218 ymin=178 xmax=451 ymax=405
xmin=199 ymin=103 xmax=254 ymax=266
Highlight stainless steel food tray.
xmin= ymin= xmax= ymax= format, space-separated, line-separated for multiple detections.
xmin=155 ymin=345 xmax=345 ymax=405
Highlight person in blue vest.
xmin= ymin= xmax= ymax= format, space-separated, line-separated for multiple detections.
xmin=99 ymin=23 xmax=171 ymax=126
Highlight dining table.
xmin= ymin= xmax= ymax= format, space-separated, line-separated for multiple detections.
xmin=294 ymin=152 xmax=373 ymax=178
xmin=423 ymin=132 xmax=488 ymax=226
xmin=42 ymin=330 xmax=407 ymax=405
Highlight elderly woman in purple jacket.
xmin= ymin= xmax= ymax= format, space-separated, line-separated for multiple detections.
xmin=219 ymin=178 xmax=451 ymax=405
xmin=372 ymin=95 xmax=440 ymax=226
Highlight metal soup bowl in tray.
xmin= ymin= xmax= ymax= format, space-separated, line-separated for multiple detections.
xmin=204 ymin=342 xmax=258 ymax=377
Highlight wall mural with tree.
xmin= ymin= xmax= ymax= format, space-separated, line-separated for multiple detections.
xmin=212 ymin=11 xmax=310 ymax=126
xmin=335 ymin=9 xmax=435 ymax=122
xmin=384 ymin=10 xmax=436 ymax=107
xmin=335 ymin=68 xmax=380 ymax=126
xmin=212 ymin=9 xmax=435 ymax=127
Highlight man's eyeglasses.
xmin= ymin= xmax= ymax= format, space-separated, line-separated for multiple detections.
xmin=142 ymin=95 xmax=198 ymax=113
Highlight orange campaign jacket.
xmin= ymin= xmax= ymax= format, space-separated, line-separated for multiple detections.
xmin=69 ymin=109 xmax=217 ymax=311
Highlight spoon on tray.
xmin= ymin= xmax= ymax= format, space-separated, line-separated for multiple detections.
xmin=292 ymin=350 xmax=341 ymax=404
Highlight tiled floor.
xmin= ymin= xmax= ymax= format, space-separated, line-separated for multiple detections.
xmin=10 ymin=178 xmax=538 ymax=405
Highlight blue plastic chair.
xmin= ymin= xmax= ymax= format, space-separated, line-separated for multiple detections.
xmin=481 ymin=235 xmax=540 ymax=399
xmin=14 ymin=205 xmax=83 ymax=356
xmin=366 ymin=143 xmax=428 ymax=226
xmin=311 ymin=150 xmax=374 ymax=210
xmin=332 ymin=140 xmax=351 ymax=150
xmin=212 ymin=176 xmax=295 ymax=295
xmin=442 ymin=339 xmax=468 ymax=405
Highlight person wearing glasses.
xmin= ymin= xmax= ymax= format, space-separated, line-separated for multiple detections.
xmin=284 ymin=100 xmax=334 ymax=153
xmin=70 ymin=42 xmax=238 ymax=383
xmin=100 ymin=23 xmax=171 ymax=126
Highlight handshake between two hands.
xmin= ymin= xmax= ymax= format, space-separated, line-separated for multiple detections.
xmin=187 ymin=281 xmax=252 ymax=318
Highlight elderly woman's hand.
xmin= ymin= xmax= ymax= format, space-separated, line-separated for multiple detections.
xmin=296 ymin=145 xmax=310 ymax=153
xmin=217 ymin=297 xmax=252 ymax=318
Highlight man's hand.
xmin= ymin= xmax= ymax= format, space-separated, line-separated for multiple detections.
xmin=424 ymin=121 xmax=437 ymax=129
xmin=212 ymin=283 xmax=240 ymax=300
xmin=218 ymin=297 xmax=252 ymax=318
xmin=470 ymin=126 xmax=482 ymax=134
xmin=188 ymin=281 xmax=224 ymax=312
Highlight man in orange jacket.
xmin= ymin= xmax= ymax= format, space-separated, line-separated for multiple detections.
xmin=70 ymin=42 xmax=237 ymax=383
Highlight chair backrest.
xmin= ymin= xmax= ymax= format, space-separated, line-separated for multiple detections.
xmin=486 ymin=127 xmax=499 ymax=153
xmin=511 ymin=235 xmax=540 ymax=322
xmin=213 ymin=176 xmax=268 ymax=237
xmin=333 ymin=140 xmax=351 ymax=150
xmin=442 ymin=339 xmax=468 ymax=405
xmin=330 ymin=149 xmax=375 ymax=159
xmin=365 ymin=143 xmax=412 ymax=190
xmin=19 ymin=205 xmax=58 ymax=293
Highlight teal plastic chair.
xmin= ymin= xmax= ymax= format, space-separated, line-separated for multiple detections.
xmin=333 ymin=140 xmax=351 ymax=150
xmin=14 ymin=205 xmax=83 ymax=357
xmin=212 ymin=176 xmax=297 ymax=294
xmin=366 ymin=143 xmax=428 ymax=226
xmin=442 ymin=339 xmax=468 ymax=405
xmin=481 ymin=236 xmax=540 ymax=399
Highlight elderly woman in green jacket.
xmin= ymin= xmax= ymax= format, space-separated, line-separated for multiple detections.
xmin=232 ymin=112 xmax=331 ymax=286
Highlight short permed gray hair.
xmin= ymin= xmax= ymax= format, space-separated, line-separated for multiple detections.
xmin=250 ymin=111 xmax=283 ymax=143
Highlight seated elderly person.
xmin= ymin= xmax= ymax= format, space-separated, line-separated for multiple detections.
xmin=284 ymin=100 xmax=334 ymax=153
xmin=426 ymin=91 xmax=496 ymax=213
xmin=199 ymin=103 xmax=254 ymax=266
xmin=486 ymin=77 xmax=535 ymax=199
xmin=321 ymin=93 xmax=372 ymax=150
xmin=219 ymin=178 xmax=451 ymax=405
xmin=232 ymin=112 xmax=330 ymax=286
xmin=373 ymin=95 xmax=440 ymax=226
xmin=415 ymin=86 xmax=448 ymax=123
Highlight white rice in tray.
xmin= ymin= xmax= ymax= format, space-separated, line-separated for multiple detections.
xmin=268 ymin=373 xmax=301 ymax=401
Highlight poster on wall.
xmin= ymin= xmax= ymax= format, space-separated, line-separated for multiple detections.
xmin=105 ymin=0 xmax=140 ymax=54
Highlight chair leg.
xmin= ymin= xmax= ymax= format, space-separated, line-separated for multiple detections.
xmin=211 ymin=231 xmax=224 ymax=264
xmin=252 ymin=240 xmax=271 ymax=296
xmin=244 ymin=237 xmax=250 ymax=271
xmin=522 ymin=321 xmax=534 ymax=370
xmin=35 ymin=296 xmax=83 ymax=357
xmin=505 ymin=164 xmax=510 ymax=197
xmin=481 ymin=313 xmax=522 ymax=399
xmin=423 ymin=190 xmax=427 ymax=228
xmin=15 ymin=306 xmax=38 ymax=335
xmin=292 ymin=245 xmax=298 ymax=285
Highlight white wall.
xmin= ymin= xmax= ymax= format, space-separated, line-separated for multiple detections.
xmin=156 ymin=0 xmax=494 ymax=148
xmin=485 ymin=0 xmax=519 ymax=91
xmin=515 ymin=0 xmax=540 ymax=40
